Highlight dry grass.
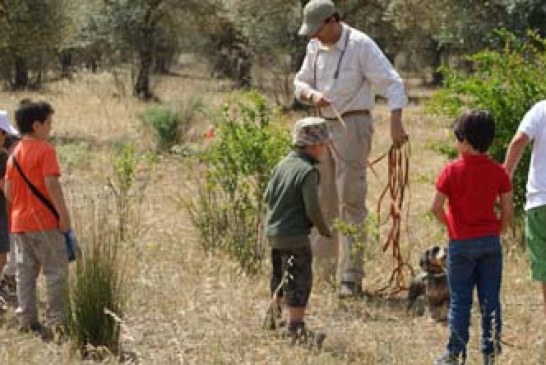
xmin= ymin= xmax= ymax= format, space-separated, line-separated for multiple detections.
xmin=0 ymin=68 xmax=545 ymax=365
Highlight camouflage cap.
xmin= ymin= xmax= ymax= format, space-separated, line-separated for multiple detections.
xmin=292 ymin=117 xmax=330 ymax=147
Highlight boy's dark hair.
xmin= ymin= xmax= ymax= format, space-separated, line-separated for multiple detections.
xmin=453 ymin=110 xmax=495 ymax=153
xmin=15 ymin=99 xmax=54 ymax=135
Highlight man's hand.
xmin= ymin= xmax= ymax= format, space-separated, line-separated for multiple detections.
xmin=307 ymin=90 xmax=331 ymax=108
xmin=390 ymin=109 xmax=408 ymax=148
xmin=313 ymin=93 xmax=331 ymax=108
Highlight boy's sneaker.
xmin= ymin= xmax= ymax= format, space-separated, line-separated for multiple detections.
xmin=281 ymin=322 xmax=326 ymax=349
xmin=282 ymin=321 xmax=311 ymax=346
xmin=434 ymin=353 xmax=460 ymax=365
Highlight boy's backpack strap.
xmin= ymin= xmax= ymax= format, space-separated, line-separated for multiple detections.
xmin=11 ymin=156 xmax=60 ymax=220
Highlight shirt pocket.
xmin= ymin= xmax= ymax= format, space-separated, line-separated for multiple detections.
xmin=334 ymin=66 xmax=362 ymax=97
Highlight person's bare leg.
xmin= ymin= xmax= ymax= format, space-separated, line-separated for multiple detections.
xmin=287 ymin=306 xmax=305 ymax=328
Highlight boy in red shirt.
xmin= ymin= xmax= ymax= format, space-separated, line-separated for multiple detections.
xmin=5 ymin=100 xmax=71 ymax=337
xmin=432 ymin=111 xmax=513 ymax=365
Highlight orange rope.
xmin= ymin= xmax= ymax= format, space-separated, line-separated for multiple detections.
xmin=373 ymin=143 xmax=414 ymax=295
xmin=317 ymin=105 xmax=413 ymax=294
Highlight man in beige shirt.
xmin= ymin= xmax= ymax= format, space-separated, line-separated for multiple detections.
xmin=294 ymin=0 xmax=408 ymax=296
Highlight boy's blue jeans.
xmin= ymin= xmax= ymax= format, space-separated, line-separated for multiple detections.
xmin=446 ymin=236 xmax=502 ymax=358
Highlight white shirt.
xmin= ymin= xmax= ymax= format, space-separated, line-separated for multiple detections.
xmin=518 ymin=100 xmax=546 ymax=210
xmin=294 ymin=23 xmax=407 ymax=119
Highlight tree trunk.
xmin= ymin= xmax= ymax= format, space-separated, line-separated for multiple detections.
xmin=13 ymin=57 xmax=28 ymax=90
xmin=154 ymin=54 xmax=171 ymax=74
xmin=134 ymin=31 xmax=154 ymax=100
xmin=428 ymin=39 xmax=444 ymax=86
xmin=60 ymin=50 xmax=73 ymax=79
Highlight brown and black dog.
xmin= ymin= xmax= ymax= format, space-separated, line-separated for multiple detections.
xmin=407 ymin=246 xmax=449 ymax=322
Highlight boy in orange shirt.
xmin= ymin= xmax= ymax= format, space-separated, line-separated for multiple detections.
xmin=5 ymin=100 xmax=71 ymax=336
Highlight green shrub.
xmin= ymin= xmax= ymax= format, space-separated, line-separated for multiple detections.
xmin=139 ymin=105 xmax=180 ymax=149
xmin=186 ymin=91 xmax=290 ymax=273
xmin=139 ymin=97 xmax=203 ymax=150
xmin=108 ymin=143 xmax=153 ymax=242
xmin=333 ymin=214 xmax=380 ymax=279
xmin=66 ymin=196 xmax=126 ymax=358
xmin=428 ymin=30 xmax=546 ymax=214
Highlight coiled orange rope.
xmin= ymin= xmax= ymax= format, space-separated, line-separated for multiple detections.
xmin=374 ymin=143 xmax=414 ymax=295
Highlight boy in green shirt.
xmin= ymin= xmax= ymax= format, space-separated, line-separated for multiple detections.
xmin=264 ymin=117 xmax=332 ymax=340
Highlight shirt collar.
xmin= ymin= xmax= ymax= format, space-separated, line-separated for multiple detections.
xmin=461 ymin=152 xmax=490 ymax=162
xmin=334 ymin=23 xmax=349 ymax=51
xmin=291 ymin=149 xmax=319 ymax=165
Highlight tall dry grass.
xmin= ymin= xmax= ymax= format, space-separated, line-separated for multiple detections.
xmin=0 ymin=68 xmax=544 ymax=364
xmin=66 ymin=192 xmax=126 ymax=358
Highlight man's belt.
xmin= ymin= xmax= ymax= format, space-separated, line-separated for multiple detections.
xmin=323 ymin=109 xmax=370 ymax=121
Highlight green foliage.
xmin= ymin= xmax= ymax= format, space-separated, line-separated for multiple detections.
xmin=234 ymin=1 xmax=303 ymax=104
xmin=186 ymin=91 xmax=290 ymax=273
xmin=108 ymin=143 xmax=153 ymax=241
xmin=428 ymin=140 xmax=457 ymax=160
xmin=0 ymin=0 xmax=69 ymax=88
xmin=236 ymin=1 xmax=301 ymax=56
xmin=333 ymin=214 xmax=380 ymax=266
xmin=428 ymin=30 xmax=546 ymax=213
xmin=139 ymin=105 xmax=181 ymax=150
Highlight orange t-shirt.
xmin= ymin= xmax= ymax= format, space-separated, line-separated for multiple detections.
xmin=6 ymin=139 xmax=61 ymax=233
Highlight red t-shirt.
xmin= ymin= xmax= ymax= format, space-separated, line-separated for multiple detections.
xmin=6 ymin=139 xmax=61 ymax=233
xmin=436 ymin=153 xmax=512 ymax=240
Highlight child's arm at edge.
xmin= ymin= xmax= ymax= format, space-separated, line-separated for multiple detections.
xmin=45 ymin=175 xmax=71 ymax=233
xmin=499 ymin=191 xmax=513 ymax=234
xmin=431 ymin=190 xmax=448 ymax=227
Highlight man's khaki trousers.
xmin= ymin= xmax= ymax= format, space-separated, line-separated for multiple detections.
xmin=312 ymin=114 xmax=373 ymax=285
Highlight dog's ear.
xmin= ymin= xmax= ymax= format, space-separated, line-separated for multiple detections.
xmin=425 ymin=247 xmax=437 ymax=264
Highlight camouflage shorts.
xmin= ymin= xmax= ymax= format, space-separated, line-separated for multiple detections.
xmin=270 ymin=246 xmax=313 ymax=307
